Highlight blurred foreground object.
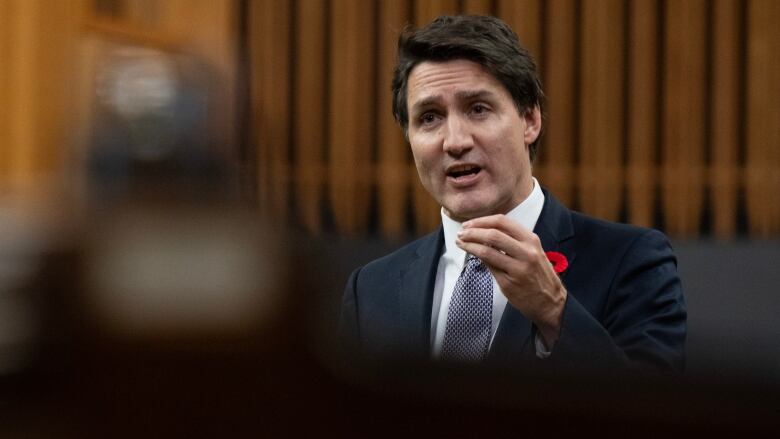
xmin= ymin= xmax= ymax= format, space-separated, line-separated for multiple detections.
xmin=87 ymin=45 xmax=231 ymax=203
xmin=78 ymin=45 xmax=283 ymax=339
xmin=83 ymin=205 xmax=286 ymax=339
xmin=1 ymin=45 xmax=301 ymax=437
xmin=0 ymin=202 xmax=48 ymax=375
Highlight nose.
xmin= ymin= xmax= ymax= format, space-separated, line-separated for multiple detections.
xmin=442 ymin=115 xmax=473 ymax=156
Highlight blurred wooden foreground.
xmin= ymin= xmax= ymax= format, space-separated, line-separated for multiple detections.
xmin=2 ymin=0 xmax=779 ymax=239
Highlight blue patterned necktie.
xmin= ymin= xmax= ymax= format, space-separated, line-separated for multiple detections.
xmin=441 ymin=254 xmax=493 ymax=362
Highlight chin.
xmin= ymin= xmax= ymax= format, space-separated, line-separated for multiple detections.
xmin=443 ymin=204 xmax=490 ymax=222
xmin=440 ymin=191 xmax=502 ymax=221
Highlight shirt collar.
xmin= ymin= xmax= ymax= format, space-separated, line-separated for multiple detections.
xmin=440 ymin=177 xmax=545 ymax=268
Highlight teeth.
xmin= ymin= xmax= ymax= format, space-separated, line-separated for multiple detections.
xmin=448 ymin=164 xmax=480 ymax=177
xmin=451 ymin=165 xmax=473 ymax=173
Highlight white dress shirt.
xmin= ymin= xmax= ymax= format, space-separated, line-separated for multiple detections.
xmin=430 ymin=178 xmax=547 ymax=359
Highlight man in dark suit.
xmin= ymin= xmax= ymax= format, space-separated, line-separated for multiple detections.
xmin=340 ymin=15 xmax=686 ymax=372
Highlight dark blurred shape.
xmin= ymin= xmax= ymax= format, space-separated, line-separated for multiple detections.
xmin=0 ymin=45 xmax=305 ymax=437
xmin=0 ymin=204 xmax=47 ymax=376
xmin=88 ymin=46 xmax=231 ymax=204
xmin=675 ymin=240 xmax=780 ymax=379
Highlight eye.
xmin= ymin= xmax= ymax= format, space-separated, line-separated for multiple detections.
xmin=471 ymin=103 xmax=490 ymax=115
xmin=418 ymin=112 xmax=439 ymax=126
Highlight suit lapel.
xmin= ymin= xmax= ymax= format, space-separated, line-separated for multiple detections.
xmin=533 ymin=189 xmax=575 ymax=258
xmin=397 ymin=228 xmax=444 ymax=358
xmin=488 ymin=188 xmax=575 ymax=361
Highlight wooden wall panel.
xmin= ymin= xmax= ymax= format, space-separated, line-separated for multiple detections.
xmin=251 ymin=0 xmax=291 ymax=221
xmin=626 ymin=0 xmax=659 ymax=228
xmin=463 ymin=0 xmax=493 ymax=15
xmin=497 ymin=0 xmax=542 ymax=61
xmin=662 ymin=0 xmax=707 ymax=237
xmin=0 ymin=0 xmax=76 ymax=193
xmin=415 ymin=0 xmax=458 ymax=22
xmin=0 ymin=0 xmax=238 ymax=204
xmin=710 ymin=0 xmax=741 ymax=238
xmin=5 ymin=0 xmax=39 ymax=191
xmin=579 ymin=0 xmax=624 ymax=221
xmin=294 ymin=0 xmax=327 ymax=233
xmin=242 ymin=0 xmax=780 ymax=239
xmin=541 ymin=0 xmax=576 ymax=206
xmin=0 ymin=0 xmax=13 ymax=184
xmin=746 ymin=0 xmax=780 ymax=237
xmin=377 ymin=1 xmax=411 ymax=238
xmin=6 ymin=0 xmax=779 ymax=240
xmin=329 ymin=0 xmax=375 ymax=234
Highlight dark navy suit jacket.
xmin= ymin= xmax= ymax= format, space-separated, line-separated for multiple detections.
xmin=340 ymin=190 xmax=686 ymax=372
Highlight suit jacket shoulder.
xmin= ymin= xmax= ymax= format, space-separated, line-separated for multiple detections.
xmin=542 ymin=205 xmax=686 ymax=372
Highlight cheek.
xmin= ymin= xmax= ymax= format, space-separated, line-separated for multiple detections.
xmin=409 ymin=150 xmax=432 ymax=182
xmin=410 ymin=140 xmax=439 ymax=171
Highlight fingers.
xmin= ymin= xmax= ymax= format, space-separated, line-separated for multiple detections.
xmin=458 ymin=215 xmax=543 ymax=258
xmin=455 ymin=236 xmax=515 ymax=273
xmin=456 ymin=234 xmax=540 ymax=278
xmin=463 ymin=214 xmax=535 ymax=242
xmin=456 ymin=214 xmax=547 ymax=275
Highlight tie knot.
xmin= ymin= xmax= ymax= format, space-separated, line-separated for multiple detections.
xmin=465 ymin=254 xmax=483 ymax=269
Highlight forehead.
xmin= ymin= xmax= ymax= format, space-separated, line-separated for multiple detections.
xmin=407 ymin=59 xmax=509 ymax=106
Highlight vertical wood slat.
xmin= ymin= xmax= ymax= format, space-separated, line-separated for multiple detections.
xmin=579 ymin=0 xmax=624 ymax=221
xmin=294 ymin=0 xmax=326 ymax=233
xmin=626 ymin=0 xmax=658 ymax=228
xmin=496 ymin=0 xmax=543 ymax=195
xmin=0 ymin=0 xmax=76 ymax=193
xmin=463 ymin=0 xmax=492 ymax=15
xmin=662 ymin=0 xmax=707 ymax=237
xmin=746 ymin=0 xmax=780 ymax=236
xmin=6 ymin=0 xmax=38 ymax=191
xmin=710 ymin=0 xmax=741 ymax=239
xmin=29 ymin=2 xmax=77 ymax=186
xmin=540 ymin=0 xmax=576 ymax=206
xmin=0 ymin=0 xmax=11 ymax=184
xmin=377 ymin=1 xmax=411 ymax=238
xmin=415 ymin=0 xmax=459 ymax=22
xmin=497 ymin=0 xmax=542 ymax=61
xmin=411 ymin=0 xmax=458 ymax=233
xmin=329 ymin=0 xmax=375 ymax=234
xmin=252 ymin=0 xmax=291 ymax=220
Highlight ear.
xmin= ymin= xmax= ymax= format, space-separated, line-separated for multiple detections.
xmin=523 ymin=106 xmax=542 ymax=145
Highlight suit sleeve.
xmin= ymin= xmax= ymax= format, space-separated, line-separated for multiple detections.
xmin=549 ymin=229 xmax=687 ymax=372
xmin=339 ymin=267 xmax=362 ymax=357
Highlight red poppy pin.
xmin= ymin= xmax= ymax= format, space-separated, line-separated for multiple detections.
xmin=545 ymin=251 xmax=568 ymax=275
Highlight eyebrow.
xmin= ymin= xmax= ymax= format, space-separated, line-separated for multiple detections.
xmin=455 ymin=89 xmax=496 ymax=101
xmin=410 ymin=89 xmax=497 ymax=114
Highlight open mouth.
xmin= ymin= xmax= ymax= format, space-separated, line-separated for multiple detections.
xmin=447 ymin=164 xmax=481 ymax=179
